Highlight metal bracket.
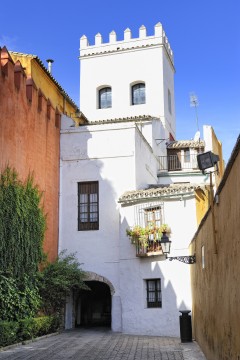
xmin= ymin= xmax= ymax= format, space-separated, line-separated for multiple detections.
xmin=168 ymin=255 xmax=196 ymax=264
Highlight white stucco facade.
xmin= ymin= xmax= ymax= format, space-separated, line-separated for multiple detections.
xmin=59 ymin=115 xmax=200 ymax=336
xmin=59 ymin=23 xmax=221 ymax=337
xmin=80 ymin=23 xmax=176 ymax=139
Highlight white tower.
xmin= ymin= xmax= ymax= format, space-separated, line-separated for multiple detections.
xmin=79 ymin=23 xmax=176 ymax=138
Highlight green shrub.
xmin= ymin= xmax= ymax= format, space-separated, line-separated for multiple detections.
xmin=0 ymin=321 xmax=19 ymax=347
xmin=18 ymin=317 xmax=38 ymax=341
xmin=0 ymin=274 xmax=41 ymax=321
xmin=0 ymin=167 xmax=46 ymax=323
xmin=18 ymin=316 xmax=60 ymax=342
xmin=0 ymin=167 xmax=46 ymax=279
xmin=39 ymin=251 xmax=88 ymax=315
xmin=1 ymin=316 xmax=61 ymax=346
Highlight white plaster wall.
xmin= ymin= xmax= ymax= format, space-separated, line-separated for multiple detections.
xmin=60 ymin=117 xmax=201 ymax=336
xmin=80 ymin=42 xmax=175 ymax=138
xmin=60 ymin=120 xmax=161 ymax=333
xmin=119 ymin=197 xmax=196 ymax=336
xmin=134 ymin=129 xmax=159 ymax=189
xmin=140 ymin=118 xmax=168 ymax=157
xmin=158 ymin=172 xmax=210 ymax=186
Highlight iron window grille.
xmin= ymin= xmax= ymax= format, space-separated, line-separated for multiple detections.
xmin=78 ymin=181 xmax=99 ymax=231
xmin=146 ymin=279 xmax=162 ymax=308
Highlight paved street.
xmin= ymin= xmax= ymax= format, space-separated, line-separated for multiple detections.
xmin=0 ymin=328 xmax=206 ymax=360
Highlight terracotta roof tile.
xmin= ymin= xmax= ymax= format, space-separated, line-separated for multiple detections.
xmin=119 ymin=183 xmax=205 ymax=204
xmin=167 ymin=140 xmax=205 ymax=149
xmin=83 ymin=115 xmax=155 ymax=125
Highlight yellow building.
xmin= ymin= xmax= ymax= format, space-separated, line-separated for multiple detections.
xmin=10 ymin=51 xmax=86 ymax=122
xmin=190 ymin=135 xmax=240 ymax=360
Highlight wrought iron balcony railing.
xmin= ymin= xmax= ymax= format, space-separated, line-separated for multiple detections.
xmin=159 ymin=154 xmax=199 ymax=171
xmin=136 ymin=239 xmax=163 ymax=257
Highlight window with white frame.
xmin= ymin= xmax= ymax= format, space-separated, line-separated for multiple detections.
xmin=78 ymin=181 xmax=99 ymax=231
xmin=134 ymin=202 xmax=164 ymax=228
xmin=146 ymin=279 xmax=162 ymax=308
xmin=99 ymin=87 xmax=112 ymax=109
xmin=132 ymin=83 xmax=145 ymax=105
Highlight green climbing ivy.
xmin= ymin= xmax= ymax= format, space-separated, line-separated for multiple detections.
xmin=0 ymin=166 xmax=46 ymax=279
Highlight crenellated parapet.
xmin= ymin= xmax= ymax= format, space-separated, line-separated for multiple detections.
xmin=0 ymin=46 xmax=61 ymax=128
xmin=80 ymin=22 xmax=174 ymax=66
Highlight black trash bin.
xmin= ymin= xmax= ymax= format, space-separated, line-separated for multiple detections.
xmin=179 ymin=310 xmax=192 ymax=342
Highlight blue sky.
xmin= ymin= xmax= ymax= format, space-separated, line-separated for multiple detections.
xmin=1 ymin=0 xmax=239 ymax=163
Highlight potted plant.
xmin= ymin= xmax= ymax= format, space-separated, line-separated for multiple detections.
xmin=126 ymin=223 xmax=171 ymax=247
xmin=126 ymin=225 xmax=149 ymax=246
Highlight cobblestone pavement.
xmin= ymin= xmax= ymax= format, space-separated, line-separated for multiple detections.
xmin=0 ymin=328 xmax=207 ymax=360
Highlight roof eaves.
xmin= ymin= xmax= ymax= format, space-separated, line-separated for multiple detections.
xmin=119 ymin=184 xmax=204 ymax=204
xmin=9 ymin=51 xmax=79 ymax=110
xmin=81 ymin=115 xmax=155 ymax=126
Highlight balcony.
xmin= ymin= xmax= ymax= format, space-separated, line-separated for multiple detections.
xmin=159 ymin=154 xmax=199 ymax=172
xmin=126 ymin=224 xmax=171 ymax=258
xmin=136 ymin=238 xmax=163 ymax=257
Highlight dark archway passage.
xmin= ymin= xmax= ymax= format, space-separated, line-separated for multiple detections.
xmin=76 ymin=281 xmax=111 ymax=327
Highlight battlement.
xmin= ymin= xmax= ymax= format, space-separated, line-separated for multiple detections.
xmin=80 ymin=22 xmax=174 ymax=66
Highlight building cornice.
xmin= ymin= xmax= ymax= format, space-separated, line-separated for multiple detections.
xmin=80 ymin=115 xmax=156 ymax=126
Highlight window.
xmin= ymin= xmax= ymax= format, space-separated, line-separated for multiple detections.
xmin=132 ymin=83 xmax=145 ymax=105
xmin=184 ymin=149 xmax=190 ymax=162
xmin=146 ymin=279 xmax=162 ymax=308
xmin=144 ymin=206 xmax=162 ymax=228
xmin=168 ymin=89 xmax=172 ymax=114
xmin=99 ymin=87 xmax=112 ymax=109
xmin=78 ymin=181 xmax=99 ymax=231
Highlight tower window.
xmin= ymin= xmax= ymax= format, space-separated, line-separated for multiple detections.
xmin=99 ymin=87 xmax=112 ymax=109
xmin=132 ymin=83 xmax=145 ymax=105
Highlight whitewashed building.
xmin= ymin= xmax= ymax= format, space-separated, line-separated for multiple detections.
xmin=59 ymin=23 xmax=222 ymax=336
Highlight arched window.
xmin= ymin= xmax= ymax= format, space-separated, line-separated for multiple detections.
xmin=132 ymin=83 xmax=145 ymax=105
xmin=99 ymin=87 xmax=112 ymax=109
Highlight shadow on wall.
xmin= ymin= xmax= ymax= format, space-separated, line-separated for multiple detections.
xmin=60 ymin=117 xmax=123 ymax=330
xmin=119 ymin=215 xmax=189 ymax=337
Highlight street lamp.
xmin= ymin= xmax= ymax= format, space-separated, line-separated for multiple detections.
xmin=197 ymin=151 xmax=219 ymax=173
xmin=160 ymin=233 xmax=196 ymax=264
xmin=197 ymin=151 xmax=220 ymax=255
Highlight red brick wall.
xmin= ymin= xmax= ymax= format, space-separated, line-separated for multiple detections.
xmin=0 ymin=48 xmax=59 ymax=262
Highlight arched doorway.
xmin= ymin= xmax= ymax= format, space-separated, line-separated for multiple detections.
xmin=76 ymin=281 xmax=112 ymax=327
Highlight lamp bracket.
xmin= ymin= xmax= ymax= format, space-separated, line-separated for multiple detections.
xmin=168 ymin=255 xmax=196 ymax=264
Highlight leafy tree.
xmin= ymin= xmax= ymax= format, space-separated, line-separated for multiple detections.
xmin=38 ymin=251 xmax=88 ymax=315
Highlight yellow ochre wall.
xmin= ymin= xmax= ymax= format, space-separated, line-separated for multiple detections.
xmin=190 ymin=136 xmax=240 ymax=360
xmin=10 ymin=53 xmax=78 ymax=117
xmin=195 ymin=187 xmax=210 ymax=225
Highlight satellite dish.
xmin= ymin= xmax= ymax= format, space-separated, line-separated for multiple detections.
xmin=193 ymin=131 xmax=200 ymax=141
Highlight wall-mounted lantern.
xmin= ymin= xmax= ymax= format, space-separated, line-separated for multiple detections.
xmin=160 ymin=233 xmax=196 ymax=265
